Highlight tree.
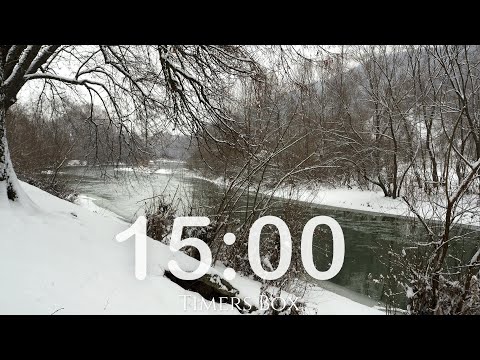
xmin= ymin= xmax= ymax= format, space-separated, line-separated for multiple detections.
xmin=0 ymin=45 xmax=261 ymax=206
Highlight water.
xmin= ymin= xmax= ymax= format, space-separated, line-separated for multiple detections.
xmin=58 ymin=161 xmax=480 ymax=309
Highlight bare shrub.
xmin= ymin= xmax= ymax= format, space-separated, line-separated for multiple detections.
xmin=145 ymin=196 xmax=176 ymax=244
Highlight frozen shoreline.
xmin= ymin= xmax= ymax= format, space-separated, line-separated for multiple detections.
xmin=271 ymin=183 xmax=480 ymax=228
xmin=192 ymin=173 xmax=480 ymax=228
xmin=182 ymin=172 xmax=413 ymax=217
xmin=74 ymin=164 xmax=480 ymax=228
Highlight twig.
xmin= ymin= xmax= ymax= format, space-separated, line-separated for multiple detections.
xmin=51 ymin=307 xmax=64 ymax=315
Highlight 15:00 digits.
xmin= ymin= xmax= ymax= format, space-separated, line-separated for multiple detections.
xmin=116 ymin=215 xmax=345 ymax=281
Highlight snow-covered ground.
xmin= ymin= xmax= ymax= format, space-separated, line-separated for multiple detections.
xmin=269 ymin=183 xmax=480 ymax=228
xmin=208 ymin=176 xmax=480 ymax=228
xmin=272 ymin=185 xmax=410 ymax=217
xmin=200 ymin=176 xmax=412 ymax=217
xmin=0 ymin=182 xmax=382 ymax=315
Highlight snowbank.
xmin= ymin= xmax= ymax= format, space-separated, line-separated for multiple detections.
xmin=116 ymin=167 xmax=152 ymax=174
xmin=202 ymin=175 xmax=480 ymax=228
xmin=269 ymin=184 xmax=480 ymax=227
xmin=154 ymin=169 xmax=173 ymax=175
xmin=273 ymin=185 xmax=410 ymax=217
xmin=0 ymin=182 xmax=382 ymax=315
xmin=111 ymin=165 xmax=480 ymax=228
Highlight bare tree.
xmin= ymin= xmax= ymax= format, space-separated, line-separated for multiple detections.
xmin=370 ymin=45 xmax=480 ymax=314
xmin=0 ymin=45 xmax=261 ymax=206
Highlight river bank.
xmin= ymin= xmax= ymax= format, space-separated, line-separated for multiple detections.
xmin=198 ymin=174 xmax=480 ymax=228
xmin=58 ymin=162 xmax=480 ymax=311
xmin=0 ymin=181 xmax=383 ymax=314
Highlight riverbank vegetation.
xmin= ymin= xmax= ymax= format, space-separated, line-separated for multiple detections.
xmin=187 ymin=46 xmax=480 ymax=314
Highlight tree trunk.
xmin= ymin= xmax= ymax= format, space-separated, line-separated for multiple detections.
xmin=0 ymin=104 xmax=14 ymax=199
xmin=0 ymin=102 xmax=19 ymax=202
xmin=0 ymin=48 xmax=14 ymax=203
xmin=0 ymin=47 xmax=34 ymax=208
xmin=378 ymin=179 xmax=390 ymax=197
xmin=425 ymin=109 xmax=439 ymax=189
xmin=0 ymin=98 xmax=34 ymax=208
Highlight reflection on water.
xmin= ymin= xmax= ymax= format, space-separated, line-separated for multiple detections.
xmin=58 ymin=162 xmax=480 ymax=309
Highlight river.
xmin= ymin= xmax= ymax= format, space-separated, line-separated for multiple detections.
xmin=57 ymin=160 xmax=480 ymax=310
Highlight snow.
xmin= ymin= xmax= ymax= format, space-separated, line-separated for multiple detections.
xmin=262 ymin=257 xmax=274 ymax=272
xmin=184 ymin=174 xmax=415 ymax=220
xmin=152 ymin=158 xmax=187 ymax=164
xmin=116 ymin=166 xmax=175 ymax=176
xmin=75 ymin=194 xmax=126 ymax=222
xmin=184 ymin=171 xmax=226 ymax=185
xmin=470 ymin=247 xmax=480 ymax=265
xmin=186 ymin=168 xmax=479 ymax=228
xmin=0 ymin=140 xmax=37 ymax=214
xmin=252 ymin=181 xmax=479 ymax=228
xmin=154 ymin=169 xmax=173 ymax=175
xmin=406 ymin=287 xmax=414 ymax=299
xmin=302 ymin=286 xmax=382 ymax=315
xmin=67 ymin=160 xmax=87 ymax=166
xmin=273 ymin=185 xmax=408 ymax=217
xmin=0 ymin=182 xmax=383 ymax=315
xmin=84 ymin=164 xmax=480 ymax=228
xmin=116 ymin=167 xmax=152 ymax=174
xmin=0 ymin=182 xmax=236 ymax=314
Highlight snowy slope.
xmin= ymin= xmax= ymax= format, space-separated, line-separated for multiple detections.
xmin=0 ymin=182 xmax=382 ymax=315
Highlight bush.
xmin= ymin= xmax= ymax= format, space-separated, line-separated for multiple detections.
xmin=145 ymin=196 xmax=176 ymax=244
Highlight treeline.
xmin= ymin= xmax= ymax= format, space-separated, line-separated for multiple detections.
xmin=189 ymin=45 xmax=480 ymax=199
xmin=6 ymin=101 xmax=158 ymax=180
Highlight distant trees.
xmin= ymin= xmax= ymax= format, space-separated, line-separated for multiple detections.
xmin=6 ymin=106 xmax=73 ymax=178
xmin=6 ymin=101 xmax=153 ymax=184
xmin=191 ymin=46 xmax=480 ymax=201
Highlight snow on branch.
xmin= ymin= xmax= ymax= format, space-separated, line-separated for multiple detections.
xmin=2 ymin=45 xmax=41 ymax=89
